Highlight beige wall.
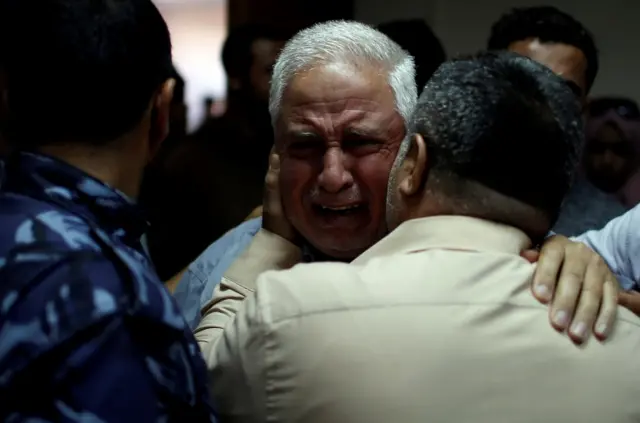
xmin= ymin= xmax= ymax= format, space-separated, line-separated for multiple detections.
xmin=356 ymin=0 xmax=640 ymax=102
xmin=156 ymin=0 xmax=227 ymax=131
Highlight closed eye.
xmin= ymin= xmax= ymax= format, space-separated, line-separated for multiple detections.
xmin=343 ymin=137 xmax=382 ymax=149
xmin=289 ymin=139 xmax=324 ymax=150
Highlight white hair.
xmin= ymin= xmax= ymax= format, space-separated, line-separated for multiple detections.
xmin=269 ymin=20 xmax=418 ymax=126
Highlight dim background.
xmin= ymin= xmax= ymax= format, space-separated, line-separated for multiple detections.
xmin=154 ymin=0 xmax=639 ymax=131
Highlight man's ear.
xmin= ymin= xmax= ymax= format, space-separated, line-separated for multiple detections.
xmin=148 ymin=78 xmax=175 ymax=157
xmin=399 ymin=133 xmax=428 ymax=196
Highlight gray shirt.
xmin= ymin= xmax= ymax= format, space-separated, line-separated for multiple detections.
xmin=553 ymin=175 xmax=627 ymax=237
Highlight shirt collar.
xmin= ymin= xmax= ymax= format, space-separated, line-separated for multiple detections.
xmin=353 ymin=215 xmax=532 ymax=266
xmin=1 ymin=151 xmax=148 ymax=240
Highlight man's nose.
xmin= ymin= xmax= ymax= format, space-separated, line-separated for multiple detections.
xmin=317 ymin=148 xmax=354 ymax=193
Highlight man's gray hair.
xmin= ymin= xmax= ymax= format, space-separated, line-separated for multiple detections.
xmin=269 ymin=20 xmax=417 ymax=125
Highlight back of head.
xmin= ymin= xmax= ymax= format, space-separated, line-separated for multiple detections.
xmin=378 ymin=19 xmax=446 ymax=92
xmin=410 ymin=51 xmax=583 ymax=236
xmin=0 ymin=0 xmax=173 ymax=147
xmin=487 ymin=6 xmax=598 ymax=93
xmin=269 ymin=20 xmax=417 ymax=126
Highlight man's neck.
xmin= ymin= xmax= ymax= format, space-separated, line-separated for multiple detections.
xmin=37 ymin=142 xmax=143 ymax=200
xmin=402 ymin=182 xmax=550 ymax=243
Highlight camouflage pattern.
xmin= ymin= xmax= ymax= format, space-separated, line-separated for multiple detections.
xmin=0 ymin=152 xmax=216 ymax=422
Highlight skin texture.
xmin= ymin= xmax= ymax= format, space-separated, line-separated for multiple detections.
xmin=508 ymin=38 xmax=588 ymax=104
xmin=275 ymin=63 xmax=405 ymax=260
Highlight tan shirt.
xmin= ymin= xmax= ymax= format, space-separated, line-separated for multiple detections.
xmin=198 ymin=216 xmax=640 ymax=423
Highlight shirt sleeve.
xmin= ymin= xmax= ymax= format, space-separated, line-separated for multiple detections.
xmin=207 ymin=287 xmax=268 ymax=423
xmin=195 ymin=229 xmax=301 ymax=363
xmin=172 ymin=217 xmax=263 ymax=330
xmin=572 ymin=204 xmax=640 ymax=290
xmin=0 ymin=253 xmax=163 ymax=422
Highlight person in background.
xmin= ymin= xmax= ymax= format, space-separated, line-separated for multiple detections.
xmin=208 ymin=52 xmax=635 ymax=423
xmin=487 ymin=6 xmax=624 ymax=236
xmin=193 ymin=22 xmax=618 ymax=353
xmin=584 ymin=97 xmax=640 ymax=209
xmin=571 ymin=101 xmax=640 ymax=292
xmin=149 ymin=24 xmax=287 ymax=280
xmin=0 ymin=0 xmax=215 ymax=420
xmin=488 ymin=5 xmax=597 ymax=106
xmin=377 ymin=19 xmax=446 ymax=92
xmin=553 ymin=97 xmax=640 ymax=235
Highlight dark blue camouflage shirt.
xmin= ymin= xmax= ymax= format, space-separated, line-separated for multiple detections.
xmin=0 ymin=152 xmax=216 ymax=422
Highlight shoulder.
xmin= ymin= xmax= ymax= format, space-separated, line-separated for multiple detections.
xmin=0 ymin=246 xmax=127 ymax=383
xmin=0 ymin=194 xmax=98 ymax=258
xmin=185 ymin=217 xmax=262 ymax=283
xmin=173 ymin=218 xmax=262 ymax=327
xmin=253 ymin=261 xmax=360 ymax=324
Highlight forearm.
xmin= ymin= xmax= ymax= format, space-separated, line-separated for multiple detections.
xmin=195 ymin=229 xmax=301 ymax=363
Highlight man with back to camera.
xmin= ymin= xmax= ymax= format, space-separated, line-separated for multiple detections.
xmin=208 ymin=51 xmax=640 ymax=423
xmin=194 ymin=22 xmax=620 ymax=360
xmin=0 ymin=0 xmax=215 ymax=420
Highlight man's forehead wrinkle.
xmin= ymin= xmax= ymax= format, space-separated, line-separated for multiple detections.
xmin=288 ymin=97 xmax=383 ymax=110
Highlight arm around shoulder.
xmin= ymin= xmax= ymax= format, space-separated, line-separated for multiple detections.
xmin=194 ymin=228 xmax=302 ymax=357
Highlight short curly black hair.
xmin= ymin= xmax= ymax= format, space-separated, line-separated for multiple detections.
xmin=487 ymin=6 xmax=598 ymax=93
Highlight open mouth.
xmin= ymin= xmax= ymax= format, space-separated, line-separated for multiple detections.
xmin=313 ymin=204 xmax=365 ymax=217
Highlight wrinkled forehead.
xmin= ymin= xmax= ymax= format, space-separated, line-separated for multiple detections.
xmin=277 ymin=63 xmax=401 ymax=126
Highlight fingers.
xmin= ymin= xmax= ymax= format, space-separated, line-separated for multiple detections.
xmin=619 ymin=290 xmax=640 ymax=314
xmin=547 ymin=243 xmax=592 ymax=332
xmin=265 ymin=152 xmax=280 ymax=189
xmin=532 ymin=236 xmax=569 ymax=304
xmin=261 ymin=152 xmax=297 ymax=242
xmin=520 ymin=249 xmax=540 ymax=264
xmin=593 ymin=278 xmax=618 ymax=340
xmin=564 ymin=253 xmax=608 ymax=343
xmin=263 ymin=153 xmax=281 ymax=211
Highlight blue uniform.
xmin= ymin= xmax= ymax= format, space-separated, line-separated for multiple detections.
xmin=0 ymin=152 xmax=216 ymax=422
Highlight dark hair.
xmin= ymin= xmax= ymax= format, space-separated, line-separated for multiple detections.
xmin=377 ymin=19 xmax=446 ymax=92
xmin=412 ymin=51 xmax=583 ymax=222
xmin=0 ymin=0 xmax=173 ymax=146
xmin=221 ymin=24 xmax=285 ymax=81
xmin=487 ymin=6 xmax=598 ymax=93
